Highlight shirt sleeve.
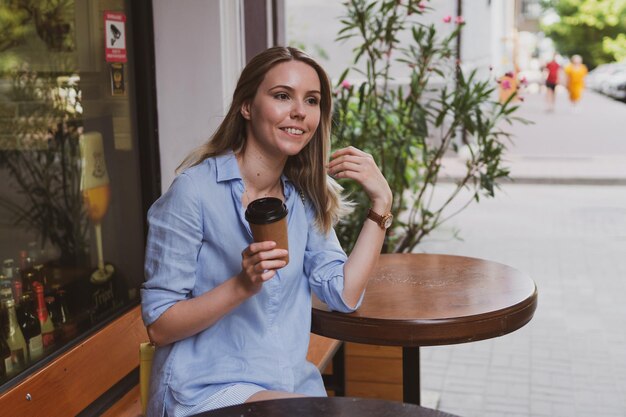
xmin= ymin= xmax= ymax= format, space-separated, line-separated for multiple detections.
xmin=303 ymin=203 xmax=364 ymax=313
xmin=141 ymin=172 xmax=203 ymax=326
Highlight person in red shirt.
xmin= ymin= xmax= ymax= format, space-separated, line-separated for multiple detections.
xmin=544 ymin=55 xmax=560 ymax=111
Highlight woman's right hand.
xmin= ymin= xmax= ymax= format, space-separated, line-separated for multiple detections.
xmin=238 ymin=241 xmax=288 ymax=295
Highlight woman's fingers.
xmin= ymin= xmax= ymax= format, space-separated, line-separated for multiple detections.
xmin=328 ymin=151 xmax=376 ymax=180
xmin=240 ymin=242 xmax=288 ymax=286
xmin=328 ymin=146 xmax=393 ymax=208
xmin=330 ymin=145 xmax=369 ymax=159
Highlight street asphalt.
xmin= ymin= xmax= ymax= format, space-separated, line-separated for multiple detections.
xmin=417 ymin=88 xmax=626 ymax=416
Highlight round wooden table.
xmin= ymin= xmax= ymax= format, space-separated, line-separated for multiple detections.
xmin=312 ymin=253 xmax=538 ymax=405
xmin=192 ymin=397 xmax=462 ymax=417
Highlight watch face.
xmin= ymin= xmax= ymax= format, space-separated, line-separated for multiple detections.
xmin=383 ymin=215 xmax=393 ymax=228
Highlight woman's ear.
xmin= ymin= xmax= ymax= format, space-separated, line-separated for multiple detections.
xmin=241 ymin=101 xmax=251 ymax=120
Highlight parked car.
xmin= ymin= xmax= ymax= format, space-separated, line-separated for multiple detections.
xmin=586 ymin=61 xmax=626 ymax=101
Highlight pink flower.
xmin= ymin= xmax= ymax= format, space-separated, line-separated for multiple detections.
xmin=443 ymin=15 xmax=452 ymax=23
xmin=501 ymin=79 xmax=511 ymax=90
xmin=418 ymin=2 xmax=426 ymax=11
xmin=341 ymin=80 xmax=352 ymax=89
xmin=455 ymin=16 xmax=465 ymax=24
xmin=519 ymin=76 xmax=528 ymax=86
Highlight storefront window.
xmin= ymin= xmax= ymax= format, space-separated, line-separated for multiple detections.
xmin=0 ymin=0 xmax=146 ymax=385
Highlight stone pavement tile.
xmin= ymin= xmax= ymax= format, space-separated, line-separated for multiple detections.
xmin=483 ymin=412 xmax=528 ymax=417
xmin=530 ymin=399 xmax=553 ymax=417
xmin=437 ymin=392 xmax=484 ymax=417
xmin=417 ymin=184 xmax=626 ymax=416
xmin=484 ymin=399 xmax=529 ymax=416
xmin=442 ymin=379 xmax=485 ymax=396
xmin=550 ymin=402 xmax=577 ymax=417
xmin=422 ymin=346 xmax=453 ymax=364
xmin=421 ymin=374 xmax=445 ymax=392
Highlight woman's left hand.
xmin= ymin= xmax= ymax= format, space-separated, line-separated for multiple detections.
xmin=327 ymin=146 xmax=392 ymax=211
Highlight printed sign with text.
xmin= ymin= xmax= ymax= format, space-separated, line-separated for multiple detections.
xmin=104 ymin=11 xmax=127 ymax=63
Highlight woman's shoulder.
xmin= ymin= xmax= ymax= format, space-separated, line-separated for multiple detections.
xmin=163 ymin=159 xmax=218 ymax=200
xmin=179 ymin=157 xmax=217 ymax=180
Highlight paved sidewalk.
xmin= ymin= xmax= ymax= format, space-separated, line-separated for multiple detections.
xmin=419 ymin=183 xmax=626 ymax=417
xmin=417 ymin=90 xmax=626 ymax=416
xmin=441 ymin=89 xmax=626 ymax=184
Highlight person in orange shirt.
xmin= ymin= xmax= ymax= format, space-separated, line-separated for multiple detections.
xmin=564 ymin=55 xmax=588 ymax=111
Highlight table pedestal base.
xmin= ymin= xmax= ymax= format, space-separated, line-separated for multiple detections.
xmin=402 ymin=347 xmax=421 ymax=405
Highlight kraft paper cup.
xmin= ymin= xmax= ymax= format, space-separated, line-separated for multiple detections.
xmin=245 ymin=197 xmax=289 ymax=265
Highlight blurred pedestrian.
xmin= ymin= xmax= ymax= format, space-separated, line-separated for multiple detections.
xmin=564 ymin=55 xmax=588 ymax=111
xmin=544 ymin=54 xmax=560 ymax=111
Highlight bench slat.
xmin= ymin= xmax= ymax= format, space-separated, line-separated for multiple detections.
xmin=306 ymin=333 xmax=342 ymax=372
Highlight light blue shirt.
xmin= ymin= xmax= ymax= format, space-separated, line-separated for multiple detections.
xmin=141 ymin=152 xmax=362 ymax=417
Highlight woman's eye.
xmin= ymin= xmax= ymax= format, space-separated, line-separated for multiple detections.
xmin=306 ymin=97 xmax=319 ymax=105
xmin=275 ymin=93 xmax=289 ymax=100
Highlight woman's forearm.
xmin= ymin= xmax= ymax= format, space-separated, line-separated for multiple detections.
xmin=147 ymin=275 xmax=251 ymax=346
xmin=342 ymin=198 xmax=392 ymax=308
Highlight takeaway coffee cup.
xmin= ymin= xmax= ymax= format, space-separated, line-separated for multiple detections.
xmin=245 ymin=197 xmax=289 ymax=264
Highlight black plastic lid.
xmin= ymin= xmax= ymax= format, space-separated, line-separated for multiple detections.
xmin=245 ymin=197 xmax=288 ymax=224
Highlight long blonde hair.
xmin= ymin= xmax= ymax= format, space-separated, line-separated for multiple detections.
xmin=177 ymin=46 xmax=350 ymax=233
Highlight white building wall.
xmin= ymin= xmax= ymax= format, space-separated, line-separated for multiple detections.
xmin=285 ymin=0 xmax=505 ymax=81
xmin=461 ymin=0 xmax=493 ymax=73
xmin=152 ymin=0 xmax=244 ymax=192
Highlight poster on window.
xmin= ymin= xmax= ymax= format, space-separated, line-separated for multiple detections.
xmin=104 ymin=11 xmax=127 ymax=63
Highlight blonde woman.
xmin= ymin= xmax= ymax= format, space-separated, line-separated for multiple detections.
xmin=564 ymin=55 xmax=589 ymax=109
xmin=141 ymin=46 xmax=392 ymax=417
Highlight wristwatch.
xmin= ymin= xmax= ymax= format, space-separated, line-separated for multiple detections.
xmin=367 ymin=208 xmax=394 ymax=230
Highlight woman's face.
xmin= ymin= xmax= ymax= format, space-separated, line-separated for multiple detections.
xmin=241 ymin=60 xmax=322 ymax=159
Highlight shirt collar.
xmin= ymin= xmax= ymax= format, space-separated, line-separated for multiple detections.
xmin=215 ymin=151 xmax=241 ymax=183
xmin=215 ymin=151 xmax=294 ymax=197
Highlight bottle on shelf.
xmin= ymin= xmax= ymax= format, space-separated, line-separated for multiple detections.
xmin=18 ymin=251 xmax=32 ymax=284
xmin=1 ymin=330 xmax=11 ymax=378
xmin=1 ymin=304 xmax=12 ymax=378
xmin=55 ymin=289 xmax=77 ymax=340
xmin=33 ymin=283 xmax=55 ymax=349
xmin=17 ymin=251 xmax=28 ymax=271
xmin=33 ymin=263 xmax=44 ymax=284
xmin=12 ymin=280 xmax=23 ymax=308
xmin=1 ymin=299 xmax=27 ymax=371
xmin=0 ymin=274 xmax=12 ymax=301
xmin=2 ymin=259 xmax=14 ymax=281
xmin=23 ymin=271 xmax=35 ymax=293
xmin=45 ymin=295 xmax=58 ymax=326
xmin=18 ymin=293 xmax=43 ymax=363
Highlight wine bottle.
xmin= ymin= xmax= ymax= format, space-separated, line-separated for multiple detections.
xmin=2 ymin=259 xmax=14 ymax=280
xmin=33 ymin=283 xmax=55 ymax=348
xmin=0 ymin=274 xmax=12 ymax=301
xmin=55 ymin=289 xmax=77 ymax=340
xmin=23 ymin=271 xmax=35 ymax=293
xmin=1 ymin=299 xmax=27 ymax=371
xmin=12 ymin=280 xmax=23 ymax=309
xmin=18 ymin=293 xmax=43 ymax=362
xmin=19 ymin=252 xmax=33 ymax=288
xmin=1 ymin=306 xmax=12 ymax=377
xmin=1 ymin=332 xmax=11 ymax=378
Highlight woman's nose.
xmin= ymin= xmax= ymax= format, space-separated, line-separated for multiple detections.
xmin=290 ymin=101 xmax=306 ymax=119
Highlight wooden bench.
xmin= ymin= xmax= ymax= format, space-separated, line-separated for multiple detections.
xmin=0 ymin=305 xmax=148 ymax=417
xmin=101 ymin=333 xmax=343 ymax=417
xmin=0 ymin=305 xmax=343 ymax=416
